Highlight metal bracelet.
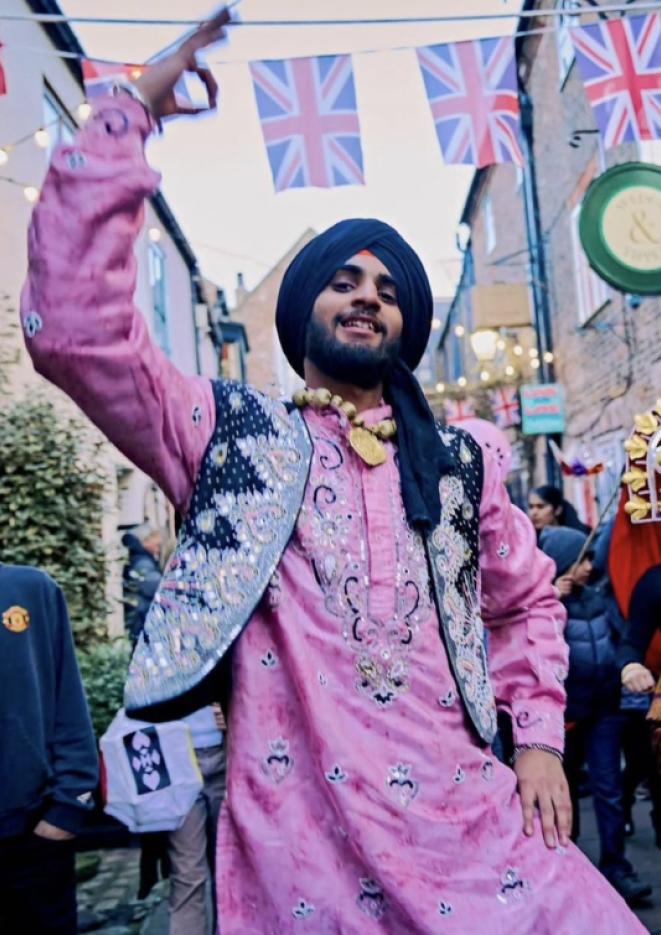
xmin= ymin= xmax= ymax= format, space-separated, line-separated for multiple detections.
xmin=511 ymin=743 xmax=563 ymax=765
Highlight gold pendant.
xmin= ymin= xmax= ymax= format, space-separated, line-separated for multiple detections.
xmin=349 ymin=427 xmax=387 ymax=467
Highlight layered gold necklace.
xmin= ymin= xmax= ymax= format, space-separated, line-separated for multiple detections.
xmin=292 ymin=387 xmax=396 ymax=467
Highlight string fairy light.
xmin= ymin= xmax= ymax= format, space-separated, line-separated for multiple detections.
xmin=33 ymin=128 xmax=50 ymax=149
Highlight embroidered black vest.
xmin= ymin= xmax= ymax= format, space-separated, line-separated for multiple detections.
xmin=125 ymin=380 xmax=497 ymax=743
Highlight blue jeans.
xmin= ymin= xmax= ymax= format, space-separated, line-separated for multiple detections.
xmin=564 ymin=712 xmax=631 ymax=879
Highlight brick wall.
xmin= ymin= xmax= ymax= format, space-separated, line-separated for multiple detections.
xmin=454 ymin=0 xmax=661 ymax=506
xmin=524 ymin=0 xmax=661 ymax=479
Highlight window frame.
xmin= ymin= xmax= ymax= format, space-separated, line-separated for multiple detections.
xmin=148 ymin=242 xmax=170 ymax=356
xmin=570 ymin=203 xmax=610 ymax=326
xmin=555 ymin=0 xmax=580 ymax=89
xmin=483 ymin=194 xmax=497 ymax=255
xmin=42 ymin=84 xmax=76 ymax=158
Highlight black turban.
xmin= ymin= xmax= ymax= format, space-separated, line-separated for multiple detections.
xmin=276 ymin=218 xmax=455 ymax=530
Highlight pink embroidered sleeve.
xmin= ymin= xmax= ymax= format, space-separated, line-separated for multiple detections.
xmin=479 ymin=453 xmax=568 ymax=754
xmin=20 ymin=95 xmax=214 ymax=514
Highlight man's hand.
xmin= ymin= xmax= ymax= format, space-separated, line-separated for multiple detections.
xmin=33 ymin=820 xmax=75 ymax=841
xmin=134 ymin=8 xmax=231 ymax=121
xmin=514 ymin=749 xmax=571 ymax=849
xmin=622 ymin=662 xmax=656 ymax=694
xmin=554 ymin=575 xmax=573 ymax=598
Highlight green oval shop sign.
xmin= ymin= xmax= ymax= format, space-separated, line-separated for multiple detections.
xmin=579 ymin=162 xmax=661 ymax=296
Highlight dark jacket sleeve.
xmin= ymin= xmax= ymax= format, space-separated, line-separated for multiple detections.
xmin=43 ymin=585 xmax=99 ymax=833
xmin=617 ymin=567 xmax=661 ymax=670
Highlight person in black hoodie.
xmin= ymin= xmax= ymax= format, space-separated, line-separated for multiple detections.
xmin=539 ymin=527 xmax=651 ymax=906
xmin=121 ymin=524 xmax=163 ymax=644
xmin=0 ymin=564 xmax=98 ymax=934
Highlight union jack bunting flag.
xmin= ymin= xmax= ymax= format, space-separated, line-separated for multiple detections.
xmin=0 ymin=43 xmax=7 ymax=96
xmin=249 ymin=55 xmax=365 ymax=191
xmin=571 ymin=13 xmax=661 ymax=146
xmin=444 ymin=397 xmax=476 ymax=425
xmin=488 ymin=386 xmax=521 ymax=430
xmin=81 ymin=60 xmax=147 ymax=99
xmin=417 ymin=37 xmax=523 ymax=168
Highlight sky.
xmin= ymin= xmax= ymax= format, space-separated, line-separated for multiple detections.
xmin=59 ymin=0 xmax=520 ymax=304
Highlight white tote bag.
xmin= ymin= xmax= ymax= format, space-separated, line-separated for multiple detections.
xmin=100 ymin=709 xmax=203 ymax=833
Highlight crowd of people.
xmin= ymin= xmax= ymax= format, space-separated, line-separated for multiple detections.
xmin=528 ymin=484 xmax=660 ymax=905
xmin=2 ymin=9 xmax=660 ymax=934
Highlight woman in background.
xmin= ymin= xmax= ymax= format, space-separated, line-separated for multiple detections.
xmin=528 ymin=484 xmax=591 ymax=538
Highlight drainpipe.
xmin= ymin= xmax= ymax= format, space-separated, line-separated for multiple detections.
xmin=518 ymin=89 xmax=561 ymax=487
xmin=191 ymin=270 xmax=203 ymax=376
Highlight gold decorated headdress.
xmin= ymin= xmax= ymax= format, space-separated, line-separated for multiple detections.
xmin=622 ymin=399 xmax=661 ymax=523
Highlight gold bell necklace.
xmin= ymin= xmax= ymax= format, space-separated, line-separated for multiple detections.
xmin=292 ymin=387 xmax=396 ymax=467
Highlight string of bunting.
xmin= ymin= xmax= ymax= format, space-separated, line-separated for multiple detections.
xmin=1 ymin=9 xmax=660 ymax=191
xmin=438 ymin=382 xmax=522 ymax=431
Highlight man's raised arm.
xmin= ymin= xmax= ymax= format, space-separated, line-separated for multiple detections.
xmin=20 ymin=12 xmax=230 ymax=514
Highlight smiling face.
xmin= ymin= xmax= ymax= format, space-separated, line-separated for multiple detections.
xmin=304 ymin=253 xmax=404 ymax=390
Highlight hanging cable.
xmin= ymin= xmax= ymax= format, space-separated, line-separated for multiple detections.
xmin=1 ymin=2 xmax=660 ymax=27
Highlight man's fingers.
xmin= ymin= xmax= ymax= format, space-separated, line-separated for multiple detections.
xmin=537 ymin=789 xmax=557 ymax=848
xmin=188 ymin=8 xmax=232 ymax=52
xmin=553 ymin=787 xmax=572 ymax=847
xmin=519 ymin=783 xmax=536 ymax=836
xmin=195 ymin=66 xmax=219 ymax=110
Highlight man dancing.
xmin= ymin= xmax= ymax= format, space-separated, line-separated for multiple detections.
xmin=21 ymin=12 xmax=644 ymax=932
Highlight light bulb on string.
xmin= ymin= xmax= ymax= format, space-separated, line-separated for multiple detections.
xmin=457 ymin=376 xmax=467 ymax=388
xmin=513 ymin=344 xmax=523 ymax=356
xmin=528 ymin=347 xmax=539 ymax=358
xmin=23 ymin=186 xmax=40 ymax=204
xmin=505 ymin=365 xmax=515 ymax=377
xmin=530 ymin=357 xmax=541 ymax=370
xmin=34 ymin=128 xmax=50 ymax=149
xmin=454 ymin=324 xmax=465 ymax=338
xmin=148 ymin=227 xmax=162 ymax=243
xmin=435 ymin=382 xmax=445 ymax=394
xmin=77 ymin=102 xmax=92 ymax=121
xmin=480 ymin=370 xmax=490 ymax=382
xmin=0 ymin=147 xmax=9 ymax=166
xmin=496 ymin=338 xmax=506 ymax=351
xmin=543 ymin=351 xmax=554 ymax=363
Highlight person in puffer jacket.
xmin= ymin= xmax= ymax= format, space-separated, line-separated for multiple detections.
xmin=540 ymin=526 xmax=651 ymax=906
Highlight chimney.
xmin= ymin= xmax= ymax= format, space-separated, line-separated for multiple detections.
xmin=235 ymin=271 xmax=247 ymax=307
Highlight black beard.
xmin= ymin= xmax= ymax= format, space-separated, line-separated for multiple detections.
xmin=304 ymin=314 xmax=400 ymax=390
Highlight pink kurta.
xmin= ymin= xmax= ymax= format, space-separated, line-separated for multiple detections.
xmin=21 ymin=96 xmax=644 ymax=933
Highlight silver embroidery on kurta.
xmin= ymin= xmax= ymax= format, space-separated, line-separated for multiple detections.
xmin=386 ymin=763 xmax=419 ymax=806
xmin=426 ymin=459 xmax=497 ymax=743
xmin=357 ymin=878 xmax=387 ymax=920
xmin=295 ymin=426 xmax=431 ymax=709
xmin=261 ymin=738 xmax=293 ymax=784
xmin=124 ymin=384 xmax=311 ymax=710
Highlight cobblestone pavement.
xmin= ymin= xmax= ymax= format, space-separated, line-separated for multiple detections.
xmin=79 ymin=798 xmax=661 ymax=933
xmin=76 ymin=847 xmax=167 ymax=935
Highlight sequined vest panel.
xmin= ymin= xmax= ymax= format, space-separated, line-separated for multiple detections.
xmin=124 ymin=383 xmax=496 ymax=743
